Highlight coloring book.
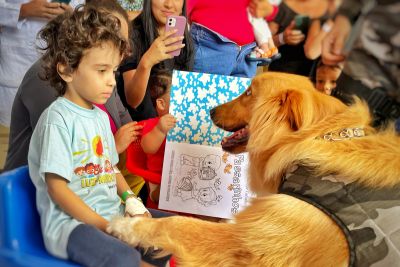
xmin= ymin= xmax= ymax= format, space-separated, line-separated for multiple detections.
xmin=159 ymin=71 xmax=253 ymax=219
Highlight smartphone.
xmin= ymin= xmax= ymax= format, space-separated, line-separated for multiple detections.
xmin=51 ymin=0 xmax=72 ymax=4
xmin=165 ymin=15 xmax=187 ymax=57
xmin=294 ymin=15 xmax=310 ymax=33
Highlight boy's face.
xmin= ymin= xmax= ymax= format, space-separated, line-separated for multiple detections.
xmin=316 ymin=66 xmax=341 ymax=95
xmin=61 ymin=41 xmax=122 ymax=109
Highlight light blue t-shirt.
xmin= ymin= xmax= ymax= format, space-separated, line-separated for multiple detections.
xmin=28 ymin=97 xmax=123 ymax=259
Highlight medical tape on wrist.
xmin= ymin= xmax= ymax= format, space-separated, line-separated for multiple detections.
xmin=125 ymin=197 xmax=149 ymax=215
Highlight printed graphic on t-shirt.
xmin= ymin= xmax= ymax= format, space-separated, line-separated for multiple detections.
xmin=72 ymin=135 xmax=116 ymax=188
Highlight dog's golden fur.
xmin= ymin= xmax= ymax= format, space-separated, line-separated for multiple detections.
xmin=108 ymin=72 xmax=400 ymax=266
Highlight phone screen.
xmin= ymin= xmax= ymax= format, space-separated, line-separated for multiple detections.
xmin=294 ymin=15 xmax=310 ymax=33
xmin=51 ymin=0 xmax=72 ymax=4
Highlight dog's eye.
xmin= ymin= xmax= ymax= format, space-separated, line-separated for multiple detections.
xmin=246 ymin=89 xmax=252 ymax=96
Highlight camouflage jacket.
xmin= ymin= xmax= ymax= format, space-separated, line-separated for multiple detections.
xmin=338 ymin=0 xmax=400 ymax=103
xmin=279 ymin=166 xmax=400 ymax=266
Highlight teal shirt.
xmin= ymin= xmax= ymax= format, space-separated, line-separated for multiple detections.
xmin=28 ymin=97 xmax=123 ymax=259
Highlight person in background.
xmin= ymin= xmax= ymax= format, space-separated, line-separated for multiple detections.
xmin=303 ymin=0 xmax=341 ymax=60
xmin=117 ymin=0 xmax=193 ymax=122
xmin=140 ymin=71 xmax=176 ymax=204
xmin=314 ymin=60 xmax=342 ymax=95
xmin=187 ymin=0 xmax=273 ymax=77
xmin=268 ymin=0 xmax=330 ymax=76
xmin=322 ymin=0 xmax=400 ymax=127
xmin=28 ymin=6 xmax=171 ymax=266
xmin=117 ymin=0 xmax=143 ymax=20
xmin=0 ymin=0 xmax=83 ymax=170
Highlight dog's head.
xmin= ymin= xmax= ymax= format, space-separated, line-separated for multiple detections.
xmin=210 ymin=72 xmax=346 ymax=154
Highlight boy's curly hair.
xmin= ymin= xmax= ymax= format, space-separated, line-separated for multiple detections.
xmin=38 ymin=5 xmax=129 ymax=96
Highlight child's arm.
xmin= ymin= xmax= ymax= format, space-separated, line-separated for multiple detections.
xmin=45 ymin=173 xmax=109 ymax=231
xmin=114 ymin=170 xmax=150 ymax=217
xmin=141 ymin=114 xmax=177 ymax=154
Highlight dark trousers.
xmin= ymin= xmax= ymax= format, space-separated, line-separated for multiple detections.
xmin=67 ymin=209 xmax=172 ymax=267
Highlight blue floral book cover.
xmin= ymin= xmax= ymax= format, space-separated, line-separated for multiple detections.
xmin=159 ymin=71 xmax=253 ymax=219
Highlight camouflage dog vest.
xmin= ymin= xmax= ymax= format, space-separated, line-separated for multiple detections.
xmin=279 ymin=167 xmax=400 ymax=266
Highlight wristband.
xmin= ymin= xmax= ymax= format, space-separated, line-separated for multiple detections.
xmin=278 ymin=32 xmax=285 ymax=45
xmin=322 ymin=22 xmax=332 ymax=33
xmin=121 ymin=190 xmax=135 ymax=202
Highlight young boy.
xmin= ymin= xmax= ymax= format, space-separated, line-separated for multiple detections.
xmin=140 ymin=71 xmax=176 ymax=204
xmin=315 ymin=61 xmax=342 ymax=95
xmin=28 ymin=6 xmax=169 ymax=267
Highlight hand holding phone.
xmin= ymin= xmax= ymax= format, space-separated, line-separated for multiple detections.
xmin=165 ymin=15 xmax=186 ymax=57
xmin=294 ymin=15 xmax=310 ymax=33
xmin=51 ymin=0 xmax=72 ymax=4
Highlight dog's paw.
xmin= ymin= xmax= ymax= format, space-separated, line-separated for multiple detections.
xmin=107 ymin=216 xmax=143 ymax=246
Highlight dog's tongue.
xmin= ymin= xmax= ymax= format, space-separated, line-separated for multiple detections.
xmin=221 ymin=127 xmax=249 ymax=149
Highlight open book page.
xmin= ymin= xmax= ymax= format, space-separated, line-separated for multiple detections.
xmin=159 ymin=71 xmax=253 ymax=219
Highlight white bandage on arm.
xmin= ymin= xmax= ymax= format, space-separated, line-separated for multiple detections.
xmin=125 ymin=197 xmax=149 ymax=216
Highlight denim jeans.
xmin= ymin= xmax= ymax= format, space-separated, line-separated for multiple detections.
xmin=67 ymin=209 xmax=172 ymax=267
xmin=190 ymin=23 xmax=258 ymax=78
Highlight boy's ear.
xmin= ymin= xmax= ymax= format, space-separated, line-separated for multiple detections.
xmin=156 ymin=98 xmax=166 ymax=111
xmin=57 ymin=63 xmax=73 ymax=82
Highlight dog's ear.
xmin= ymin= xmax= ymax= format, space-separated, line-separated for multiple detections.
xmin=280 ymin=90 xmax=304 ymax=131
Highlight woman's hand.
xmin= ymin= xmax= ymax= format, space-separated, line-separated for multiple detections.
xmin=20 ymin=0 xmax=66 ymax=20
xmin=114 ymin=121 xmax=143 ymax=154
xmin=282 ymin=21 xmax=305 ymax=46
xmin=141 ymin=29 xmax=185 ymax=68
xmin=321 ymin=15 xmax=351 ymax=66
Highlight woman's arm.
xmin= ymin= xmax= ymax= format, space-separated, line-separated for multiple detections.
xmin=304 ymin=19 xmax=334 ymax=60
xmin=123 ymin=31 xmax=185 ymax=108
xmin=45 ymin=173 xmax=108 ymax=231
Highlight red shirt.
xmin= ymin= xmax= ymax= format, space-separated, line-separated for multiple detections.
xmin=141 ymin=118 xmax=165 ymax=173
xmin=187 ymin=0 xmax=255 ymax=46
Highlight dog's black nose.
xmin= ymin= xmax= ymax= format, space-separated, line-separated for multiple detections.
xmin=209 ymin=108 xmax=216 ymax=119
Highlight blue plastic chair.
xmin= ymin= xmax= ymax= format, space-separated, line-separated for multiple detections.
xmin=0 ymin=166 xmax=79 ymax=267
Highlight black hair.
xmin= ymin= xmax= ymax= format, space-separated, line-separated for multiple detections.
xmin=148 ymin=70 xmax=173 ymax=108
xmin=130 ymin=0 xmax=194 ymax=72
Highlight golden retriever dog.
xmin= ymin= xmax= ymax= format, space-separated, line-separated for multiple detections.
xmin=108 ymin=72 xmax=400 ymax=266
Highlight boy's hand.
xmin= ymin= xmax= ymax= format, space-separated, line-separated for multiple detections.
xmin=156 ymin=114 xmax=177 ymax=135
xmin=124 ymin=196 xmax=151 ymax=218
xmin=114 ymin=121 xmax=143 ymax=154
